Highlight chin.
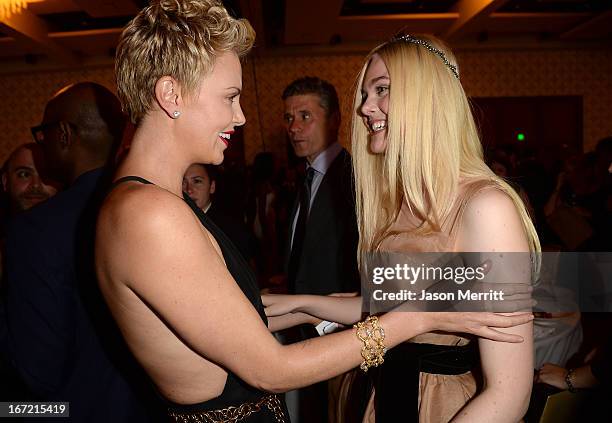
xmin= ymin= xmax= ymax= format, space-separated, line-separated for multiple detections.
xmin=211 ymin=152 xmax=225 ymax=165
xmin=369 ymin=137 xmax=387 ymax=154
xmin=290 ymin=144 xmax=309 ymax=158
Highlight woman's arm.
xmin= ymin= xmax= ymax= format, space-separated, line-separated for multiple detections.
xmin=267 ymin=312 xmax=320 ymax=332
xmin=452 ymin=189 xmax=534 ymax=423
xmin=536 ymin=363 xmax=599 ymax=390
xmin=263 ymin=294 xmax=363 ymax=325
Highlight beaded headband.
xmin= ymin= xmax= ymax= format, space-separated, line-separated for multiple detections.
xmin=391 ymin=34 xmax=459 ymax=79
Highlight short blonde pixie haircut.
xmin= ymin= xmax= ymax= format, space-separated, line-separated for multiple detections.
xmin=116 ymin=0 xmax=255 ymax=123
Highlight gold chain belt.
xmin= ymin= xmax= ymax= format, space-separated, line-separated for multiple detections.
xmin=167 ymin=394 xmax=287 ymax=423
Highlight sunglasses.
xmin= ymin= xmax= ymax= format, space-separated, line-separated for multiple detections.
xmin=30 ymin=121 xmax=77 ymax=144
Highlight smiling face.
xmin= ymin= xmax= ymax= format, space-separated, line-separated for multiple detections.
xmin=360 ymin=53 xmax=390 ymax=154
xmin=179 ymin=51 xmax=246 ymax=165
xmin=283 ymin=94 xmax=336 ymax=163
xmin=2 ymin=145 xmax=59 ymax=213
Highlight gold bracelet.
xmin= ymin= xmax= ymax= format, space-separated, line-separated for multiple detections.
xmin=354 ymin=316 xmax=387 ymax=372
xmin=565 ymin=368 xmax=577 ymax=393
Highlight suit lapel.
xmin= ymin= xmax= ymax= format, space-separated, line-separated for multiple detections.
xmin=303 ymin=149 xmax=348 ymax=244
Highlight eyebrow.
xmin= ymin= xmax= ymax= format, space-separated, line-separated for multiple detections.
xmin=13 ymin=165 xmax=35 ymax=172
xmin=284 ymin=109 xmax=311 ymax=116
xmin=226 ymin=87 xmax=242 ymax=94
xmin=368 ymin=75 xmax=390 ymax=85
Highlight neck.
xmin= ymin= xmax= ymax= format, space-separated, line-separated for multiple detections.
xmin=116 ymin=116 xmax=189 ymax=197
xmin=307 ymin=141 xmax=336 ymax=164
xmin=68 ymin=156 xmax=105 ymax=185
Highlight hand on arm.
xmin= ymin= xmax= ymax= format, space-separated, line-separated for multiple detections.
xmin=114 ymin=192 xmax=533 ymax=394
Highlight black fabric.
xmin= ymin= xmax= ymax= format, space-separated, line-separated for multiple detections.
xmin=590 ymin=333 xmax=612 ymax=384
xmin=111 ymin=176 xmax=288 ymax=422
xmin=0 ymin=169 xmax=161 ymax=422
xmin=372 ymin=342 xmax=477 ymax=423
xmin=287 ymin=167 xmax=315 ymax=292
xmin=285 ymin=149 xmax=360 ymax=295
xmin=282 ymin=150 xmax=359 ymax=422
xmin=206 ymin=203 xmax=256 ymax=264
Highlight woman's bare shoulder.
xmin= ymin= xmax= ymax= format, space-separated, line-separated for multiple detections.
xmin=100 ymin=183 xmax=193 ymax=232
xmin=96 ymin=183 xmax=208 ymax=267
xmin=463 ymin=185 xmax=516 ymax=217
xmin=458 ymin=186 xmax=529 ymax=252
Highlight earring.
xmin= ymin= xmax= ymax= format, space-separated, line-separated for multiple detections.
xmin=172 ymin=110 xmax=181 ymax=118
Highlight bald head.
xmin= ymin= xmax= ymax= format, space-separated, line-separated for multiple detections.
xmin=45 ymin=82 xmax=125 ymax=153
xmin=38 ymin=82 xmax=126 ymax=183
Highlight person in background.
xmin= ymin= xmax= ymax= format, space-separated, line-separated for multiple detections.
xmin=183 ymin=162 xmax=256 ymax=264
xmin=0 ymin=142 xmax=60 ymax=402
xmin=281 ymin=77 xmax=360 ymax=297
xmin=0 ymin=82 xmax=159 ymax=422
xmin=1 ymin=143 xmax=59 ymax=217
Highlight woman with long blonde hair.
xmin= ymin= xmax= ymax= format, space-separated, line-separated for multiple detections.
xmin=264 ymin=34 xmax=538 ymax=422
xmin=96 ymin=0 xmax=536 ymax=420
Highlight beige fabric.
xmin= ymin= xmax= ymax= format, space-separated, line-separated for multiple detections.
xmin=362 ymin=179 xmax=500 ymax=422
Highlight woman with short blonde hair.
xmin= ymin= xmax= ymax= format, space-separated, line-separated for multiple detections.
xmin=98 ymin=1 xmax=536 ymax=420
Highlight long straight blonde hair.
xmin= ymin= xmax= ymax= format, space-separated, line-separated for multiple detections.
xmin=351 ymin=35 xmax=540 ymax=263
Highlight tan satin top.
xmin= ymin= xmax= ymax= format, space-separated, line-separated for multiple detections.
xmin=363 ymin=178 xmax=501 ymax=423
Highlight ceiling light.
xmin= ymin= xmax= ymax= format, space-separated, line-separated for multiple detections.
xmin=0 ymin=0 xmax=42 ymax=21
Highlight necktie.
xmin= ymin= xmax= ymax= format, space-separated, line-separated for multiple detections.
xmin=287 ymin=167 xmax=316 ymax=292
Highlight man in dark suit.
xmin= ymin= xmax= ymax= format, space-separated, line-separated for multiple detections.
xmin=281 ymin=77 xmax=360 ymax=422
xmin=283 ymin=77 xmax=360 ymax=296
xmin=0 ymin=82 xmax=159 ymax=421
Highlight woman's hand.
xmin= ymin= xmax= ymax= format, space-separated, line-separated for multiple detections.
xmin=426 ymin=312 xmax=534 ymax=343
xmin=535 ymin=363 xmax=567 ymax=389
xmin=262 ymin=293 xmax=362 ymax=325
xmin=262 ymin=294 xmax=305 ymax=317
xmin=263 ymin=294 xmax=321 ymax=331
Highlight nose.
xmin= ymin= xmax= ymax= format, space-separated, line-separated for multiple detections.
xmin=360 ymin=96 xmax=376 ymax=118
xmin=29 ymin=174 xmax=43 ymax=189
xmin=234 ymin=102 xmax=246 ymax=127
xmin=288 ymin=120 xmax=302 ymax=134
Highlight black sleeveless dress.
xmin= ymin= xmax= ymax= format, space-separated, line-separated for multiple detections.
xmin=112 ymin=176 xmax=289 ymax=423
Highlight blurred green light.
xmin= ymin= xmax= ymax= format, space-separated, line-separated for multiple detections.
xmin=517 ymin=133 xmax=525 ymax=141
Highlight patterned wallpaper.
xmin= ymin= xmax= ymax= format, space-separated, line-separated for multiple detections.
xmin=0 ymin=65 xmax=117 ymax=163
xmin=1 ymin=47 xmax=610 ymax=165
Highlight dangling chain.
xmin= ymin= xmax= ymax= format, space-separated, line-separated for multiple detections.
xmin=168 ymin=394 xmax=287 ymax=423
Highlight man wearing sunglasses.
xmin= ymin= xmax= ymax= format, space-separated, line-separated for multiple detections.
xmin=1 ymin=82 xmax=159 ymax=422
